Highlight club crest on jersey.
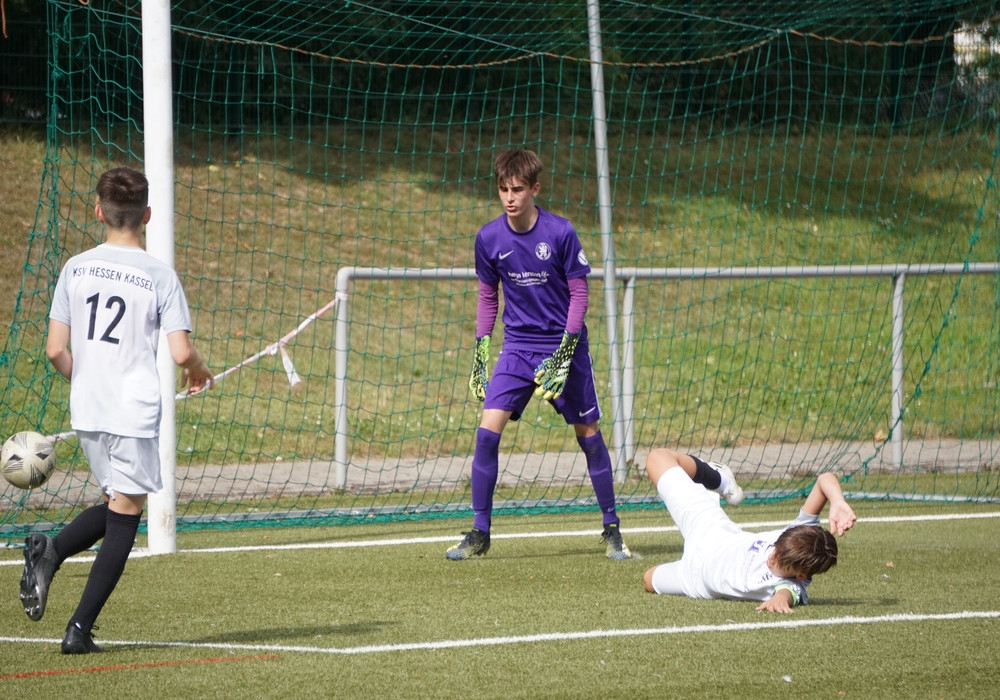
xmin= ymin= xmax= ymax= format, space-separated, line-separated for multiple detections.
xmin=535 ymin=242 xmax=552 ymax=261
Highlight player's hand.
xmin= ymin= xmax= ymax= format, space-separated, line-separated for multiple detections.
xmin=533 ymin=332 xmax=581 ymax=400
xmin=827 ymin=500 xmax=857 ymax=536
xmin=469 ymin=335 xmax=491 ymax=401
xmin=181 ymin=362 xmax=215 ymax=395
xmin=756 ymin=589 xmax=796 ymax=613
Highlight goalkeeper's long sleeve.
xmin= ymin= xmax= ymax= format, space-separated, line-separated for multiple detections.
xmin=565 ymin=276 xmax=588 ymax=334
xmin=476 ymin=281 xmax=499 ymax=338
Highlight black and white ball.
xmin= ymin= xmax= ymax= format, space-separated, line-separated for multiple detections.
xmin=1 ymin=431 xmax=57 ymax=490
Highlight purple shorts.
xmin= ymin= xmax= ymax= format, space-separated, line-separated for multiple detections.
xmin=483 ymin=344 xmax=603 ymax=424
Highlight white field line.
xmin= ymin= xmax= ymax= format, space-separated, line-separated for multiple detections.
xmin=2 ymin=611 xmax=998 ymax=656
xmin=1 ymin=510 xmax=998 ymax=564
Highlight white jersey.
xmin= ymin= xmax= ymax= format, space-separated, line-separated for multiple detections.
xmin=698 ymin=509 xmax=819 ymax=604
xmin=652 ymin=467 xmax=820 ymax=604
xmin=49 ymin=243 xmax=193 ymax=438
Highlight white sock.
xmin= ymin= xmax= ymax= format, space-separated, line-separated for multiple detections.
xmin=714 ymin=469 xmax=731 ymax=495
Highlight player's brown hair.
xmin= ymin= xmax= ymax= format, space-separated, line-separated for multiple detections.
xmin=494 ymin=149 xmax=543 ymax=188
xmin=96 ymin=167 xmax=149 ymax=231
xmin=773 ymin=524 xmax=839 ymax=577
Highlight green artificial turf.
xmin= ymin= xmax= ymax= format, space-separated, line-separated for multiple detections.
xmin=2 ymin=500 xmax=998 ymax=698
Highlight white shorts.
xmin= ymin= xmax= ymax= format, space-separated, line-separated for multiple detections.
xmin=649 ymin=467 xmax=743 ymax=598
xmin=78 ymin=431 xmax=162 ymax=497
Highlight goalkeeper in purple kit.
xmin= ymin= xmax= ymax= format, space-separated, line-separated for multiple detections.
xmin=447 ymin=149 xmax=631 ymax=561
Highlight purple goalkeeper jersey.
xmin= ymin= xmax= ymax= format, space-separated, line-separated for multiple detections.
xmin=474 ymin=207 xmax=591 ymax=350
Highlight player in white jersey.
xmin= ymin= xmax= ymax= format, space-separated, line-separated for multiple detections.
xmin=642 ymin=447 xmax=856 ymax=613
xmin=19 ymin=167 xmax=214 ymax=653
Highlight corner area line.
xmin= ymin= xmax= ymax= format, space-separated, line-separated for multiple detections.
xmin=0 ymin=654 xmax=280 ymax=680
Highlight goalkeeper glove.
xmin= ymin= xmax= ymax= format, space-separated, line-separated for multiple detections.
xmin=533 ymin=331 xmax=581 ymax=400
xmin=469 ymin=335 xmax=491 ymax=401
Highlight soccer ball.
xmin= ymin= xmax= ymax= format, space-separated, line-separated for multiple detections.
xmin=1 ymin=431 xmax=57 ymax=490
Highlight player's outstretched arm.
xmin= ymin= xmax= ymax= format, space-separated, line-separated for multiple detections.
xmin=803 ymin=472 xmax=857 ymax=536
xmin=167 ymin=330 xmax=214 ymax=394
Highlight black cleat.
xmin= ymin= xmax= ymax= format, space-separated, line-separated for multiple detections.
xmin=601 ymin=523 xmax=632 ymax=560
xmin=445 ymin=529 xmax=491 ymax=560
xmin=20 ymin=533 xmax=60 ymax=621
xmin=61 ymin=622 xmax=104 ymax=654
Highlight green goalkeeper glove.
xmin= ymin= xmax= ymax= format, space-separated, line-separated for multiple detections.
xmin=533 ymin=331 xmax=581 ymax=400
xmin=469 ymin=335 xmax=491 ymax=401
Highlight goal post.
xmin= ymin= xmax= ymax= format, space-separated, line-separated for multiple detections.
xmin=142 ymin=0 xmax=179 ymax=554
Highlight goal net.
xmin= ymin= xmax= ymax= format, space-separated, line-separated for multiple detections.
xmin=3 ymin=0 xmax=999 ymax=535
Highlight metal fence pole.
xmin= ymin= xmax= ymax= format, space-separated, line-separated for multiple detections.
xmin=891 ymin=272 xmax=906 ymax=467
xmin=586 ymin=0 xmax=629 ymax=482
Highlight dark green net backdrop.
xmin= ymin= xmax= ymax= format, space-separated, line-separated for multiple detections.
xmin=2 ymin=0 xmax=999 ymax=535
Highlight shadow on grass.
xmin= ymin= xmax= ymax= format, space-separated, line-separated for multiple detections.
xmin=806 ymin=597 xmax=899 ymax=607
xmin=479 ymin=543 xmax=681 ymax=560
xmin=472 ymin=537 xmax=682 ymax=561
xmin=190 ymin=621 xmax=400 ymax=644
xmin=625 ymin=543 xmax=682 ymax=558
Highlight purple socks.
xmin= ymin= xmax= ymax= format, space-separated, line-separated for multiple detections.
xmin=471 ymin=428 xmax=621 ymax=532
xmin=577 ymin=431 xmax=619 ymax=527
xmin=471 ymin=427 xmax=501 ymax=533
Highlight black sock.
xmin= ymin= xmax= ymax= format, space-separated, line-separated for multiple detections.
xmin=54 ymin=503 xmax=109 ymax=562
xmin=68 ymin=509 xmax=140 ymax=632
xmin=690 ymin=456 xmax=722 ymax=491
